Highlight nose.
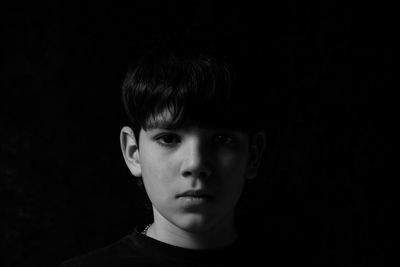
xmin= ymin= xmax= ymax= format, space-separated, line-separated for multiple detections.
xmin=180 ymin=137 xmax=212 ymax=179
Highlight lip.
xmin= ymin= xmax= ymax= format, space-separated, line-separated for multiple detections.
xmin=176 ymin=189 xmax=214 ymax=199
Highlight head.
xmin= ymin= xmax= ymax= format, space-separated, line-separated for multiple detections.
xmin=120 ymin=30 xmax=267 ymax=233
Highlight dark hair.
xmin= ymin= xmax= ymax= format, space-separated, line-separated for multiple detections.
xmin=122 ymin=29 xmax=267 ymax=141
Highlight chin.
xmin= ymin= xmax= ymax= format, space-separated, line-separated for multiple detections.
xmin=176 ymin=213 xmax=220 ymax=233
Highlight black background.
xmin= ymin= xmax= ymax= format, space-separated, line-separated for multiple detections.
xmin=1 ymin=1 xmax=393 ymax=266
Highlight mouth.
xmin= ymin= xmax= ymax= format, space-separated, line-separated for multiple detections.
xmin=176 ymin=190 xmax=215 ymax=202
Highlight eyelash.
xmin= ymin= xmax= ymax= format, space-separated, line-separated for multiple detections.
xmin=154 ymin=133 xmax=235 ymax=147
xmin=155 ymin=134 xmax=181 ymax=147
xmin=213 ymin=134 xmax=234 ymax=145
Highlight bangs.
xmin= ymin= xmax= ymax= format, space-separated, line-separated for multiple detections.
xmin=124 ymin=54 xmax=254 ymax=132
xmin=122 ymin=27 xmax=270 ymax=138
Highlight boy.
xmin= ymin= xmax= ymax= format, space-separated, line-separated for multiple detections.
xmin=59 ymin=30 xmax=268 ymax=266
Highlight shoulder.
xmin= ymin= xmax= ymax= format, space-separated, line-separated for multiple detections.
xmin=57 ymin=234 xmax=143 ymax=267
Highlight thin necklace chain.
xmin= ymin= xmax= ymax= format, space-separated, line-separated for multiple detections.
xmin=141 ymin=223 xmax=152 ymax=236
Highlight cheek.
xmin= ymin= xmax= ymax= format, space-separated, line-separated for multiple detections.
xmin=216 ymin=151 xmax=249 ymax=207
xmin=217 ymin=149 xmax=249 ymax=176
xmin=140 ymin=149 xmax=178 ymax=187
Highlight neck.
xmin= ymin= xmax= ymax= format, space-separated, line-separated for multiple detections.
xmin=146 ymin=208 xmax=237 ymax=250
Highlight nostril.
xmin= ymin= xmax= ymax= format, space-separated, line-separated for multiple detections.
xmin=200 ymin=170 xmax=212 ymax=178
xmin=182 ymin=169 xmax=211 ymax=179
xmin=182 ymin=171 xmax=191 ymax=177
xmin=180 ymin=140 xmax=212 ymax=178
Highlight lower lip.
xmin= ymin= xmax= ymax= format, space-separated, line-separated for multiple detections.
xmin=178 ymin=196 xmax=213 ymax=204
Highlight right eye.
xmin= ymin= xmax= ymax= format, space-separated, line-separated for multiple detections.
xmin=156 ymin=134 xmax=181 ymax=146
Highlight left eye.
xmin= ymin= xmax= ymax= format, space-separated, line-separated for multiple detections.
xmin=213 ymin=134 xmax=233 ymax=144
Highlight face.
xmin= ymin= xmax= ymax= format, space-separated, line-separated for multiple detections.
xmin=136 ymin=119 xmax=252 ymax=233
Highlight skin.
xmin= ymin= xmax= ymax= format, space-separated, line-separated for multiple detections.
xmin=120 ymin=114 xmax=266 ymax=250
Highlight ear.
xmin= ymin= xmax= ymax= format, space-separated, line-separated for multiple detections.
xmin=246 ymin=131 xmax=266 ymax=179
xmin=120 ymin=126 xmax=142 ymax=177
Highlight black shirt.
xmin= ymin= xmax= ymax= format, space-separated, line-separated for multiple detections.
xmin=57 ymin=227 xmax=268 ymax=267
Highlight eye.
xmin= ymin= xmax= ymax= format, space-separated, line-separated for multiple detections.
xmin=156 ymin=134 xmax=181 ymax=146
xmin=213 ymin=134 xmax=234 ymax=145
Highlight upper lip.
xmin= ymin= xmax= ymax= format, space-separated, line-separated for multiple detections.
xmin=177 ymin=189 xmax=214 ymax=198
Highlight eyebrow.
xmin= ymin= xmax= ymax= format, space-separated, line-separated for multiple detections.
xmin=146 ymin=121 xmax=246 ymax=134
xmin=144 ymin=114 xmax=249 ymax=132
xmin=145 ymin=118 xmax=182 ymax=130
